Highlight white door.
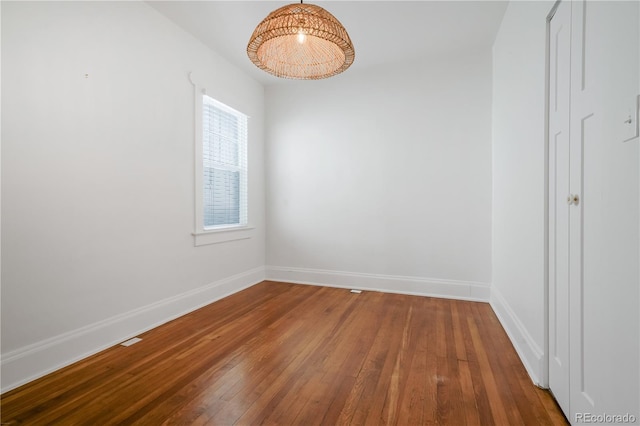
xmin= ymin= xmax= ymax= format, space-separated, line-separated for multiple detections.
xmin=549 ymin=0 xmax=639 ymax=422
xmin=569 ymin=0 xmax=639 ymax=419
xmin=548 ymin=0 xmax=572 ymax=416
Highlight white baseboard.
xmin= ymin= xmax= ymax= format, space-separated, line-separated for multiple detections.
xmin=3 ymin=266 xmax=544 ymax=394
xmin=0 ymin=266 xmax=265 ymax=393
xmin=265 ymin=266 xmax=490 ymax=302
xmin=268 ymin=266 xmax=543 ymax=386
xmin=490 ymin=286 xmax=544 ymax=386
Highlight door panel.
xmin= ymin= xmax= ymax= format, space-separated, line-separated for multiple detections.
xmin=569 ymin=0 xmax=639 ymax=418
xmin=548 ymin=0 xmax=572 ymax=416
xmin=549 ymin=0 xmax=639 ymax=422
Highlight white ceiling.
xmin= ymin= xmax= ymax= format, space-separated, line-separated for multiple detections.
xmin=147 ymin=1 xmax=508 ymax=86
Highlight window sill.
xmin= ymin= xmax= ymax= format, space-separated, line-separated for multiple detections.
xmin=192 ymin=226 xmax=255 ymax=247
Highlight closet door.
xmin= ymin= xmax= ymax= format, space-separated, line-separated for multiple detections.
xmin=548 ymin=0 xmax=572 ymax=417
xmin=549 ymin=0 xmax=639 ymax=421
xmin=568 ymin=0 xmax=639 ymax=419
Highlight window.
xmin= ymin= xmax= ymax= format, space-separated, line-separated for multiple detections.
xmin=202 ymin=95 xmax=248 ymax=229
xmin=189 ymin=72 xmax=253 ymax=247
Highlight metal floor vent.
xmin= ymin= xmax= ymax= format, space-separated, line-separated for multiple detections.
xmin=350 ymin=289 xmax=362 ymax=294
xmin=120 ymin=337 xmax=142 ymax=347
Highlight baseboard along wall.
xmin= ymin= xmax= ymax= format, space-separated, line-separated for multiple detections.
xmin=0 ymin=267 xmax=266 ymax=393
xmin=266 ymin=266 xmax=544 ymax=386
xmin=2 ymin=266 xmax=544 ymax=394
xmin=489 ymin=286 xmax=545 ymax=386
xmin=265 ymin=266 xmax=491 ymax=302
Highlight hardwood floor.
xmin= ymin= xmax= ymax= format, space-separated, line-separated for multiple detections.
xmin=1 ymin=281 xmax=568 ymax=425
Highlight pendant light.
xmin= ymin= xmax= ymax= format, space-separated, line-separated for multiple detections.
xmin=247 ymin=1 xmax=355 ymax=80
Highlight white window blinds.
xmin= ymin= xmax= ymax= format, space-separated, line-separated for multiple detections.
xmin=202 ymin=95 xmax=248 ymax=229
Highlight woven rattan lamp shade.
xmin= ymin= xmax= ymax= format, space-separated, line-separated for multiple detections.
xmin=247 ymin=3 xmax=355 ymax=80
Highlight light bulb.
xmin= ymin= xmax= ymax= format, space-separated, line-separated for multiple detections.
xmin=297 ymin=30 xmax=306 ymax=44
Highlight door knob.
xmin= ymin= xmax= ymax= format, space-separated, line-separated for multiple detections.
xmin=567 ymin=194 xmax=580 ymax=205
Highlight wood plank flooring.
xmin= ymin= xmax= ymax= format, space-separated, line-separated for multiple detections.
xmin=1 ymin=281 xmax=568 ymax=425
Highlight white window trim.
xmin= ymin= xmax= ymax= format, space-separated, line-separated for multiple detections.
xmin=189 ymin=71 xmax=254 ymax=246
xmin=192 ymin=226 xmax=255 ymax=247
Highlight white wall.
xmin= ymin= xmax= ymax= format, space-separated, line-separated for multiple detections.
xmin=1 ymin=1 xmax=265 ymax=391
xmin=265 ymin=50 xmax=493 ymax=300
xmin=490 ymin=0 xmax=554 ymax=385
